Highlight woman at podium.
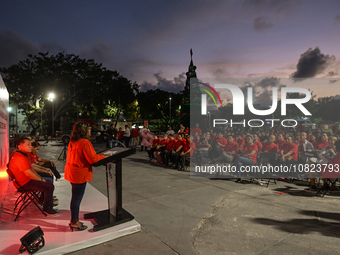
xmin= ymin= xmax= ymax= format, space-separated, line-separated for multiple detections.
xmin=65 ymin=122 xmax=106 ymax=231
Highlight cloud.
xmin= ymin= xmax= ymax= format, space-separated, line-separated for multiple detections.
xmin=329 ymin=79 xmax=339 ymax=84
xmin=291 ymin=47 xmax=336 ymax=79
xmin=41 ymin=41 xmax=67 ymax=53
xmin=140 ymin=72 xmax=185 ymax=93
xmin=0 ymin=30 xmax=40 ymax=67
xmin=79 ymin=39 xmax=113 ymax=63
xmin=335 ymin=14 xmax=340 ymax=23
xmin=253 ymin=17 xmax=273 ymax=31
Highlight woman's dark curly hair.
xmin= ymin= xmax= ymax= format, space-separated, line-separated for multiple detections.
xmin=70 ymin=121 xmax=90 ymax=142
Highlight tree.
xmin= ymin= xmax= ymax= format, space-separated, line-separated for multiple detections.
xmin=0 ymin=52 xmax=139 ymax=134
xmin=136 ymin=89 xmax=182 ymax=129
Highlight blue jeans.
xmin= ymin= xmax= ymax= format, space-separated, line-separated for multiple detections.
xmin=19 ymin=180 xmax=54 ymax=211
xmin=233 ymin=156 xmax=255 ymax=178
xmin=70 ymin=182 xmax=87 ymax=224
xmin=108 ymin=139 xmax=116 ymax=148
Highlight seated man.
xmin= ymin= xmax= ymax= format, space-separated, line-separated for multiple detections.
xmin=163 ymin=134 xmax=177 ymax=166
xmin=172 ymin=134 xmax=186 ymax=169
xmin=232 ymin=134 xmax=258 ymax=182
xmin=279 ymin=136 xmax=298 ymax=179
xmin=8 ymin=136 xmax=59 ymax=216
xmin=262 ymin=135 xmax=279 ymax=154
xmin=212 ymin=135 xmax=239 ymax=164
xmin=178 ymin=135 xmax=195 ymax=171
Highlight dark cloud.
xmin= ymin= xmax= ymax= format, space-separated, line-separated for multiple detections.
xmin=140 ymin=72 xmax=185 ymax=93
xmin=0 ymin=30 xmax=40 ymax=67
xmin=329 ymin=79 xmax=339 ymax=84
xmin=335 ymin=14 xmax=340 ymax=23
xmin=291 ymin=47 xmax=336 ymax=79
xmin=253 ymin=17 xmax=273 ymax=31
xmin=79 ymin=39 xmax=112 ymax=63
xmin=240 ymin=77 xmax=286 ymax=106
xmin=41 ymin=41 xmax=67 ymax=53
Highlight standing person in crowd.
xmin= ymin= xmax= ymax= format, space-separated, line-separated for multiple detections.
xmin=106 ymin=124 xmax=117 ymax=148
xmin=8 ymin=136 xmax=58 ymax=215
xmin=166 ymin=126 xmax=174 ymax=136
xmin=131 ymin=126 xmax=140 ymax=147
xmin=139 ymin=125 xmax=149 ymax=151
xmin=118 ymin=127 xmax=124 ymax=145
xmin=123 ymin=125 xmax=131 ymax=147
xmin=64 ymin=122 xmax=108 ymax=231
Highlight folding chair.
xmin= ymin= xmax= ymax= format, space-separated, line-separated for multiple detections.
xmin=258 ymin=152 xmax=278 ymax=187
xmin=6 ymin=169 xmax=47 ymax=221
xmin=317 ymin=178 xmax=339 ymax=197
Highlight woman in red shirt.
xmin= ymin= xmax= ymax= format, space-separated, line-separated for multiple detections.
xmin=65 ymin=122 xmax=107 ymax=231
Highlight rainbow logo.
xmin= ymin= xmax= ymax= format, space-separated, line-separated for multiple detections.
xmin=198 ymin=82 xmax=223 ymax=107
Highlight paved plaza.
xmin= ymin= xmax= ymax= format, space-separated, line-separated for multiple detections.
xmin=20 ymin=140 xmax=340 ymax=254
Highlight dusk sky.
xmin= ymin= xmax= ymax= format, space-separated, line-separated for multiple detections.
xmin=1 ymin=0 xmax=340 ymax=96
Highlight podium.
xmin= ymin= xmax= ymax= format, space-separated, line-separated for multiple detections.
xmin=84 ymin=147 xmax=136 ymax=232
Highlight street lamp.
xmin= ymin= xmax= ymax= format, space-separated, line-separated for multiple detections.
xmin=169 ymin=97 xmax=172 ymax=128
xmin=48 ymin=93 xmax=55 ymax=136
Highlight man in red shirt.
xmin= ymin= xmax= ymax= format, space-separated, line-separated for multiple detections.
xmin=315 ymin=133 xmax=329 ymax=153
xmin=163 ymin=134 xmax=177 ymax=166
xmin=8 ymin=137 xmax=58 ymax=216
xmin=262 ymin=135 xmax=279 ymax=154
xmin=147 ymin=135 xmax=159 ymax=162
xmin=276 ymin=133 xmax=286 ymax=153
xmin=253 ymin=133 xmax=263 ymax=152
xmin=172 ymin=134 xmax=186 ymax=169
xmin=191 ymin=123 xmax=202 ymax=134
xmin=131 ymin=126 xmax=140 ymax=147
xmin=213 ymin=135 xmax=239 ymax=163
xmin=232 ymin=134 xmax=258 ymax=182
xmin=280 ymin=136 xmax=298 ymax=165
xmin=178 ymin=135 xmax=195 ymax=171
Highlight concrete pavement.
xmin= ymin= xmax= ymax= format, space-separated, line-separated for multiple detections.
xmin=37 ymin=140 xmax=340 ymax=255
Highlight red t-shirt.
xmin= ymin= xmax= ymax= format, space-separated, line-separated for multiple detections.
xmin=223 ymin=142 xmax=239 ymax=158
xmin=166 ymin=139 xmax=177 ymax=150
xmin=236 ymin=138 xmax=245 ymax=149
xmin=183 ymin=141 xmax=196 ymax=156
xmin=64 ymin=139 xmax=105 ymax=184
xmin=28 ymin=153 xmax=39 ymax=164
xmin=173 ymin=140 xmax=184 ymax=151
xmin=152 ymin=139 xmax=159 ymax=148
xmin=243 ymin=144 xmax=258 ymax=164
xmin=157 ymin=139 xmax=168 ymax=150
xmin=262 ymin=143 xmax=279 ymax=154
xmin=316 ymin=141 xmax=329 ymax=150
xmin=8 ymin=151 xmax=33 ymax=187
xmin=322 ymin=152 xmax=340 ymax=179
xmin=132 ymin=128 xmax=139 ymax=137
xmin=118 ymin=131 xmax=124 ymax=139
xmin=277 ymin=140 xmax=286 ymax=151
xmin=191 ymin=128 xmax=202 ymax=134
xmin=216 ymin=137 xmax=227 ymax=147
xmin=282 ymin=143 xmax=298 ymax=162
xmin=254 ymin=141 xmax=263 ymax=152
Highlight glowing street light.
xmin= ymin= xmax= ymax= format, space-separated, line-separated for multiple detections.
xmin=48 ymin=93 xmax=56 ymax=136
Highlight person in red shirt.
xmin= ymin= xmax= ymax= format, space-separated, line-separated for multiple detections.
xmin=253 ymin=133 xmax=263 ymax=152
xmin=232 ymin=134 xmax=258 ymax=182
xmin=154 ymin=134 xmax=169 ymax=163
xmin=163 ymin=134 xmax=177 ymax=166
xmin=262 ymin=135 xmax=279 ymax=154
xmin=172 ymin=134 xmax=185 ymax=169
xmin=64 ymin=122 xmax=107 ymax=231
xmin=276 ymin=133 xmax=286 ymax=153
xmin=315 ymin=133 xmax=329 ymax=153
xmin=147 ymin=135 xmax=160 ymax=162
xmin=131 ymin=127 xmax=140 ymax=147
xmin=280 ymin=136 xmax=298 ymax=165
xmin=309 ymin=134 xmax=318 ymax=148
xmin=236 ymin=133 xmax=245 ymax=150
xmin=178 ymin=135 xmax=195 ymax=171
xmin=117 ymin=127 xmax=124 ymax=145
xmin=191 ymin=123 xmax=202 ymax=134
xmin=8 ymin=136 xmax=58 ymax=216
xmin=213 ymin=135 xmax=239 ymax=163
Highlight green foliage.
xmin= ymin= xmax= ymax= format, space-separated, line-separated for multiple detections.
xmin=0 ymin=52 xmax=139 ymax=133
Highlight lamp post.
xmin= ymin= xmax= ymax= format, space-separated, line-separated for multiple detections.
xmin=48 ymin=93 xmax=55 ymax=136
xmin=169 ymin=97 xmax=172 ymax=128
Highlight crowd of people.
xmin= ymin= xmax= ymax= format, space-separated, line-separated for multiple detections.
xmin=141 ymin=123 xmax=340 ymax=190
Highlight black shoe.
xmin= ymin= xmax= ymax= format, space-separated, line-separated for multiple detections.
xmin=173 ymin=166 xmax=179 ymax=169
xmin=236 ymin=178 xmax=242 ymax=183
xmin=69 ymin=222 xmax=88 ymax=232
xmin=44 ymin=209 xmax=59 ymax=216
